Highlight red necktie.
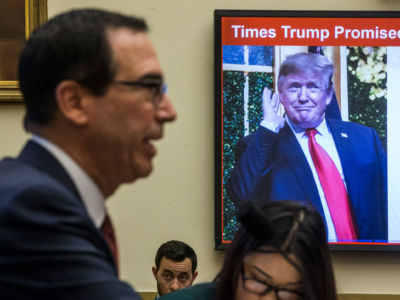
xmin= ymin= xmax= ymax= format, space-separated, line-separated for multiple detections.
xmin=306 ymin=128 xmax=357 ymax=240
xmin=101 ymin=214 xmax=119 ymax=273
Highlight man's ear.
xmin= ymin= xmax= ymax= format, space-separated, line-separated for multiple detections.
xmin=192 ymin=270 xmax=198 ymax=282
xmin=55 ymin=80 xmax=90 ymax=126
xmin=152 ymin=266 xmax=158 ymax=279
xmin=325 ymin=88 xmax=333 ymax=106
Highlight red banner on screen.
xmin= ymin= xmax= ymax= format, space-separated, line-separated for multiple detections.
xmin=222 ymin=17 xmax=400 ymax=46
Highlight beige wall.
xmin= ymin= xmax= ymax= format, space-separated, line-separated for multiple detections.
xmin=1 ymin=0 xmax=399 ymax=295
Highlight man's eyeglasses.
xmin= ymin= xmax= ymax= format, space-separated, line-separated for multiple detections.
xmin=240 ymin=266 xmax=304 ymax=300
xmin=114 ymin=79 xmax=168 ymax=107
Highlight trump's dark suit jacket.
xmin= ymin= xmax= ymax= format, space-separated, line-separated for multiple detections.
xmin=227 ymin=119 xmax=387 ymax=241
xmin=0 ymin=141 xmax=140 ymax=299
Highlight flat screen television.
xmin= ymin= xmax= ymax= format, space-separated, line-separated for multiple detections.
xmin=214 ymin=10 xmax=400 ymax=251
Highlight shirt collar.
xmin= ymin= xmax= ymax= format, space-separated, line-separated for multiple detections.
xmin=31 ymin=135 xmax=106 ymax=228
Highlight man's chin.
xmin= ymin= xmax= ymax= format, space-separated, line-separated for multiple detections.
xmin=293 ymin=117 xmax=322 ymax=129
xmin=130 ymin=162 xmax=154 ymax=182
xmin=138 ymin=167 xmax=153 ymax=179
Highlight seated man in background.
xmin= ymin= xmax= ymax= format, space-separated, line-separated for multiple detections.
xmin=152 ymin=240 xmax=198 ymax=298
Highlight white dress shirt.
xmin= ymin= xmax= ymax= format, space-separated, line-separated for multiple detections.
xmin=31 ymin=135 xmax=106 ymax=228
xmin=261 ymin=117 xmax=348 ymax=242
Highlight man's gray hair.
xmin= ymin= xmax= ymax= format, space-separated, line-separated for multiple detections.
xmin=277 ymin=52 xmax=334 ymax=92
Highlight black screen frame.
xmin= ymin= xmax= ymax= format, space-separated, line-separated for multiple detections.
xmin=214 ymin=9 xmax=400 ymax=252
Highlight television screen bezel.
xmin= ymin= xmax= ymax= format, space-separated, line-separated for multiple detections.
xmin=214 ymin=9 xmax=400 ymax=251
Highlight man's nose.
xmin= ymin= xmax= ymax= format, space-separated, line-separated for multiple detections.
xmin=298 ymin=86 xmax=308 ymax=102
xmin=156 ymin=94 xmax=177 ymax=122
xmin=263 ymin=292 xmax=278 ymax=300
xmin=170 ymin=278 xmax=180 ymax=291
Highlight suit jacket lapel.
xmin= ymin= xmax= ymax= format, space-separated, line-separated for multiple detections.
xmin=278 ymin=125 xmax=324 ymax=213
xmin=327 ymin=119 xmax=359 ymax=207
xmin=17 ymin=140 xmax=82 ymax=202
xmin=17 ymin=140 xmax=119 ymax=272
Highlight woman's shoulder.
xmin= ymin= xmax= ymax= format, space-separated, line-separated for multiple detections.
xmin=159 ymin=282 xmax=217 ymax=300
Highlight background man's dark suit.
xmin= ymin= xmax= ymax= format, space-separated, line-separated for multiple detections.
xmin=0 ymin=141 xmax=139 ymax=299
xmin=227 ymin=118 xmax=387 ymax=241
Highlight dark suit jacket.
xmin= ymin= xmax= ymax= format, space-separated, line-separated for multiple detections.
xmin=227 ymin=119 xmax=387 ymax=241
xmin=0 ymin=141 xmax=141 ymax=299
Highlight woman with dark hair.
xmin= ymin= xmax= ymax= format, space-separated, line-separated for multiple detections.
xmin=160 ymin=200 xmax=338 ymax=300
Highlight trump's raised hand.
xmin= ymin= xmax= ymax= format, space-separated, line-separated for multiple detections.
xmin=262 ymin=87 xmax=285 ymax=129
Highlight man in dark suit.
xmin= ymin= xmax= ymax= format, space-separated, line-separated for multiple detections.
xmin=0 ymin=9 xmax=176 ymax=299
xmin=152 ymin=240 xmax=198 ymax=299
xmin=227 ymin=52 xmax=387 ymax=242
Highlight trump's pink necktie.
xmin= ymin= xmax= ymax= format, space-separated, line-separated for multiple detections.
xmin=306 ymin=128 xmax=357 ymax=240
xmin=101 ymin=214 xmax=119 ymax=273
